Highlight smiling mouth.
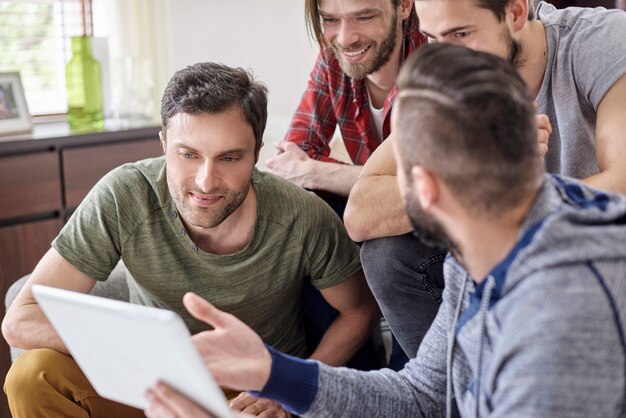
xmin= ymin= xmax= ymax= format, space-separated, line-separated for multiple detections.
xmin=340 ymin=45 xmax=371 ymax=58
xmin=190 ymin=193 xmax=222 ymax=206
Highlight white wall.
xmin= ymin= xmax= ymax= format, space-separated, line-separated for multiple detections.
xmin=162 ymin=0 xmax=319 ymax=122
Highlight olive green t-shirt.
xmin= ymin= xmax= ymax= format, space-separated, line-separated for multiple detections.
xmin=53 ymin=157 xmax=361 ymax=357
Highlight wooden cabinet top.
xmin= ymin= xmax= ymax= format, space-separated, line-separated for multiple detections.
xmin=0 ymin=121 xmax=161 ymax=156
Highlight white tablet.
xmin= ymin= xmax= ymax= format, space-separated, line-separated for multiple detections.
xmin=32 ymin=284 xmax=232 ymax=418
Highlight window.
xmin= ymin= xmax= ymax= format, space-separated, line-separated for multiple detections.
xmin=0 ymin=0 xmax=108 ymax=116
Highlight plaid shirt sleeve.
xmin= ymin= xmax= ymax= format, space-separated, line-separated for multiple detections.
xmin=284 ymin=53 xmax=345 ymax=163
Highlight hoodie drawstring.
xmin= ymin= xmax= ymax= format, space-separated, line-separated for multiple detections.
xmin=473 ymin=275 xmax=495 ymax=418
xmin=446 ymin=275 xmax=470 ymax=418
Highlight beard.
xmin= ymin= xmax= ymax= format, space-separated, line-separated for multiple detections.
xmin=167 ymin=175 xmax=250 ymax=229
xmin=404 ymin=188 xmax=460 ymax=256
xmin=503 ymin=28 xmax=523 ymax=67
xmin=330 ymin=11 xmax=399 ymax=79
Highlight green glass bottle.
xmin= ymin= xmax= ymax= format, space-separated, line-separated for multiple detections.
xmin=65 ymin=35 xmax=104 ymax=130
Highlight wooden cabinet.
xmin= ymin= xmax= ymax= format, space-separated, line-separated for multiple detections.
xmin=63 ymin=140 xmax=163 ymax=209
xmin=0 ymin=123 xmax=161 ymax=418
xmin=0 ymin=152 xmax=62 ymax=220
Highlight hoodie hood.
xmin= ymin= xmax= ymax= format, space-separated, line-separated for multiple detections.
xmin=456 ymin=174 xmax=626 ymax=330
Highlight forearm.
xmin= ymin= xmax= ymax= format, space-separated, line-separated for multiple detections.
xmin=2 ymin=303 xmax=68 ymax=353
xmin=344 ymin=175 xmax=412 ymax=242
xmin=305 ymin=160 xmax=362 ymax=196
xmin=308 ymin=310 xmax=377 ymax=367
xmin=582 ymin=169 xmax=626 ymax=196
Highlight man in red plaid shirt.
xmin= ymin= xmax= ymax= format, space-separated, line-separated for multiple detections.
xmin=266 ymin=0 xmax=425 ymax=204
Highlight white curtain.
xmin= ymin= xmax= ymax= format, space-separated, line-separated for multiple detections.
xmin=104 ymin=0 xmax=171 ymax=123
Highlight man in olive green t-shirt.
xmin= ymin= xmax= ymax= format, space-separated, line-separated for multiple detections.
xmin=2 ymin=63 xmax=379 ymax=418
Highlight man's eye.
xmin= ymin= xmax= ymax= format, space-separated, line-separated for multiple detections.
xmin=322 ymin=17 xmax=339 ymax=24
xmin=178 ymin=151 xmax=195 ymax=159
xmin=455 ymin=31 xmax=470 ymax=38
xmin=222 ymin=156 xmax=238 ymax=163
xmin=357 ymin=16 xmax=374 ymax=22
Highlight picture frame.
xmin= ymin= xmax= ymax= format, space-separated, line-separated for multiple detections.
xmin=0 ymin=72 xmax=33 ymax=135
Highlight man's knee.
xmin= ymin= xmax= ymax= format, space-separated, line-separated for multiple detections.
xmin=360 ymin=235 xmax=408 ymax=293
xmin=4 ymin=348 xmax=88 ymax=405
xmin=361 ymin=233 xmax=446 ymax=291
xmin=5 ymin=349 xmax=61 ymax=396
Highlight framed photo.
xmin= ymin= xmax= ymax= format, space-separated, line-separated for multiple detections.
xmin=0 ymin=72 xmax=32 ymax=135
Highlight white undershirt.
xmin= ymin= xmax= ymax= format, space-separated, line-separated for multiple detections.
xmin=366 ymin=88 xmax=385 ymax=140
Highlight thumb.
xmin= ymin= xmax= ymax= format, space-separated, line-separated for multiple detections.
xmin=274 ymin=141 xmax=288 ymax=152
xmin=183 ymin=292 xmax=230 ymax=329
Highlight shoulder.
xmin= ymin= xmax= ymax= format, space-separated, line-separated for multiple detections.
xmin=254 ymin=169 xmax=335 ymax=219
xmin=253 ymin=170 xmax=349 ymax=240
xmin=86 ymin=156 xmax=167 ymax=216
xmin=539 ymin=2 xmax=626 ymax=39
xmin=497 ymin=265 xmax=619 ymax=340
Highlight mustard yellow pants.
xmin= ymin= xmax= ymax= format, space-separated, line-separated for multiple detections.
xmin=4 ymin=349 xmax=149 ymax=418
xmin=4 ymin=349 xmax=240 ymax=417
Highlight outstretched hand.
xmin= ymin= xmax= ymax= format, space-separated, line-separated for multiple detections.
xmin=183 ymin=292 xmax=272 ymax=392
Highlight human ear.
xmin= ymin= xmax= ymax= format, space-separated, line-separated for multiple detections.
xmin=399 ymin=0 xmax=414 ymax=20
xmin=159 ymin=131 xmax=166 ymax=154
xmin=411 ymin=166 xmax=439 ymax=210
xmin=507 ymin=0 xmax=529 ymax=32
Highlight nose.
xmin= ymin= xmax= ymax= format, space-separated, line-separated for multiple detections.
xmin=336 ymin=20 xmax=359 ymax=48
xmin=195 ymin=160 xmax=220 ymax=192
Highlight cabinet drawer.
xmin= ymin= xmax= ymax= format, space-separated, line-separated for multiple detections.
xmin=63 ymin=139 xmax=163 ymax=209
xmin=0 ymin=152 xmax=62 ymax=220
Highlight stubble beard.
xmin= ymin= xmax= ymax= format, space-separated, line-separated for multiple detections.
xmin=404 ymin=187 xmax=460 ymax=256
xmin=168 ymin=175 xmax=250 ymax=229
xmin=504 ymin=28 xmax=523 ymax=67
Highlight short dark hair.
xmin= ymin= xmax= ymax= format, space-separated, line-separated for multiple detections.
xmin=305 ymin=0 xmax=402 ymax=51
xmin=160 ymin=62 xmax=268 ymax=154
xmin=415 ymin=0 xmax=535 ymax=21
xmin=394 ymin=43 xmax=543 ymax=216
xmin=475 ymin=0 xmax=535 ymax=21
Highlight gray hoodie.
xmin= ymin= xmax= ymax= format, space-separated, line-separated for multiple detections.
xmin=260 ymin=175 xmax=626 ymax=417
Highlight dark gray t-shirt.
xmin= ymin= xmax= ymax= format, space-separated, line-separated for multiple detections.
xmin=536 ymin=2 xmax=626 ymax=178
xmin=53 ymin=157 xmax=361 ymax=357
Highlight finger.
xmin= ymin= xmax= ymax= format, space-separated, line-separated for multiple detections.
xmin=229 ymin=392 xmax=258 ymax=411
xmin=145 ymin=387 xmax=178 ymax=418
xmin=274 ymin=141 xmax=288 ymax=152
xmin=256 ymin=407 xmax=289 ymax=418
xmin=183 ymin=292 xmax=233 ymax=329
xmin=242 ymin=404 xmax=261 ymax=415
xmin=152 ymin=382 xmax=215 ymax=418
xmin=265 ymin=156 xmax=277 ymax=170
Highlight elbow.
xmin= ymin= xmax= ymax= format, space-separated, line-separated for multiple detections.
xmin=2 ymin=313 xmax=21 ymax=349
xmin=344 ymin=198 xmax=369 ymax=243
xmin=344 ymin=216 xmax=368 ymax=243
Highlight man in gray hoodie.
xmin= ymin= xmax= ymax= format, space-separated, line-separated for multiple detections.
xmin=144 ymin=43 xmax=626 ymax=418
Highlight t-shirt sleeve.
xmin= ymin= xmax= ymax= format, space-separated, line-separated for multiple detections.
xmin=52 ymin=166 xmax=138 ymax=281
xmin=300 ymin=196 xmax=362 ymax=290
xmin=573 ymin=9 xmax=626 ymax=109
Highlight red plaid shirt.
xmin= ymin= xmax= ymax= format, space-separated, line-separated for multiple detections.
xmin=284 ymin=9 xmax=425 ymax=165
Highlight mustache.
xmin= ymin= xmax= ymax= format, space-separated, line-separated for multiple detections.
xmin=331 ymin=41 xmax=371 ymax=53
